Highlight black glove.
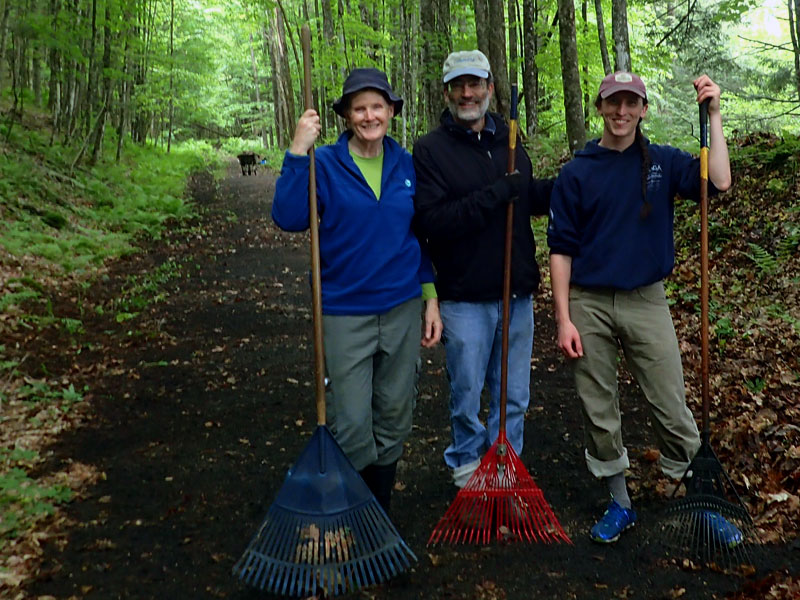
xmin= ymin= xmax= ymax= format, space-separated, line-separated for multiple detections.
xmin=488 ymin=170 xmax=524 ymax=205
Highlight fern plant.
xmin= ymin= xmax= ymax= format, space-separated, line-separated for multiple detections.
xmin=744 ymin=242 xmax=778 ymax=275
xmin=776 ymin=225 xmax=800 ymax=261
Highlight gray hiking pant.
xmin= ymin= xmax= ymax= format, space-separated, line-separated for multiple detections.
xmin=322 ymin=297 xmax=420 ymax=471
xmin=569 ymin=281 xmax=700 ymax=480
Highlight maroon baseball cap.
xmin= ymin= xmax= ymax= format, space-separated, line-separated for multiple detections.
xmin=598 ymin=71 xmax=647 ymax=99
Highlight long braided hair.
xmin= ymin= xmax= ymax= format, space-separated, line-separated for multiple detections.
xmin=595 ymin=94 xmax=652 ymax=219
xmin=635 ymin=121 xmax=653 ymax=219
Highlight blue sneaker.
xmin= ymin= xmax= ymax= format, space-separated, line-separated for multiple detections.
xmin=698 ymin=510 xmax=743 ymax=548
xmin=590 ymin=500 xmax=637 ymax=543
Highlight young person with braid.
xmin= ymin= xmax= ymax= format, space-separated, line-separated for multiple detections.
xmin=547 ymin=72 xmax=740 ymax=544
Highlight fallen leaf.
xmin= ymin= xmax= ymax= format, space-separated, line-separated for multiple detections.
xmin=643 ymin=448 xmax=661 ymax=462
xmin=427 ymin=552 xmax=442 ymax=567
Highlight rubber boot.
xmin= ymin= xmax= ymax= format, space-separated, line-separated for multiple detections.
xmin=359 ymin=465 xmax=376 ymax=495
xmin=360 ymin=462 xmax=397 ymax=515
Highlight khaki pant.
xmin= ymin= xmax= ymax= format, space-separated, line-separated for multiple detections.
xmin=569 ymin=282 xmax=700 ymax=480
xmin=322 ymin=298 xmax=420 ymax=471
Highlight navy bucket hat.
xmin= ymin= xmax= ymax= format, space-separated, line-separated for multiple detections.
xmin=332 ymin=68 xmax=404 ymax=117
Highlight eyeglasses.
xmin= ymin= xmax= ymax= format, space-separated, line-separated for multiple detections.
xmin=447 ymin=79 xmax=487 ymax=93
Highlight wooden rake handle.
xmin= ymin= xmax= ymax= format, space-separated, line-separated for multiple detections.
xmin=301 ymin=25 xmax=326 ymax=426
xmin=499 ymin=84 xmax=519 ymax=434
xmin=699 ymin=98 xmax=710 ymax=436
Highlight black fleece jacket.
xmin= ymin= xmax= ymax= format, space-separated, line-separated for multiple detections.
xmin=412 ymin=110 xmax=554 ymax=302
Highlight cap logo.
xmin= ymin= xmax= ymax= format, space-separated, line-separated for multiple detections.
xmin=615 ymin=73 xmax=633 ymax=83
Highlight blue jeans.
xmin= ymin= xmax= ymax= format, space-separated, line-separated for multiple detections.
xmin=440 ymin=297 xmax=534 ymax=469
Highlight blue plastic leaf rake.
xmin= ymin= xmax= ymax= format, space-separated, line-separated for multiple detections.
xmin=233 ymin=426 xmax=416 ymax=596
xmin=658 ymin=100 xmax=756 ymax=570
xmin=233 ymin=25 xmax=416 ymax=597
xmin=428 ymin=85 xmax=570 ymax=548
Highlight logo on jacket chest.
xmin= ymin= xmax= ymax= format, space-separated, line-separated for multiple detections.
xmin=646 ymin=163 xmax=663 ymax=192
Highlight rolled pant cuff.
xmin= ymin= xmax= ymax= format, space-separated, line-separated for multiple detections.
xmin=585 ymin=447 xmax=630 ymax=479
xmin=452 ymin=458 xmax=481 ymax=488
xmin=660 ymin=453 xmax=692 ymax=480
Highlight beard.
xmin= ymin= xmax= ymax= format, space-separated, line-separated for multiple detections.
xmin=448 ymin=94 xmax=491 ymax=124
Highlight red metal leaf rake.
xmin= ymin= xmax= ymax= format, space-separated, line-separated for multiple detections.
xmin=428 ymin=85 xmax=570 ymax=546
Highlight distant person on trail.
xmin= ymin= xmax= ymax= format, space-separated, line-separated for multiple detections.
xmin=547 ymin=71 xmax=741 ymax=545
xmin=412 ymin=50 xmax=554 ymax=490
xmin=271 ymin=67 xmax=442 ymax=515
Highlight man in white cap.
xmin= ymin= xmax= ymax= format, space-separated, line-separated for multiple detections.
xmin=412 ymin=50 xmax=554 ymax=491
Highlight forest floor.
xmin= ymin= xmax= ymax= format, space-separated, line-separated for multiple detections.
xmin=4 ymin=162 xmax=799 ymax=599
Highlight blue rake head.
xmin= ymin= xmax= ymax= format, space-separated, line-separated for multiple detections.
xmin=233 ymin=425 xmax=417 ymax=597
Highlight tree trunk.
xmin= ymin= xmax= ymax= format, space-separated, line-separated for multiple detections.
xmin=611 ymin=0 xmax=631 ymax=71
xmin=132 ymin=0 xmax=156 ymax=144
xmin=46 ymin=0 xmax=59 ymax=112
xmin=167 ymin=0 xmax=175 ymax=153
xmin=32 ymin=39 xmax=42 ymax=106
xmin=508 ymin=0 xmax=518 ymax=88
xmin=320 ymin=0 xmax=337 ymax=136
xmin=487 ymin=0 xmax=509 ymax=117
xmin=420 ymin=0 xmax=449 ymax=131
xmin=473 ymin=0 xmax=489 ymax=58
xmin=557 ymin=0 xmax=586 ymax=153
xmin=582 ymin=0 xmax=590 ymax=128
xmin=594 ymin=0 xmax=612 ymax=74
xmin=790 ymin=0 xmax=800 ymax=102
xmin=311 ymin=0 xmax=327 ymax=139
xmin=62 ymin=0 xmax=83 ymax=143
xmin=85 ymin=0 xmax=97 ymax=136
xmin=249 ymin=33 xmax=266 ymax=147
xmin=276 ymin=7 xmax=296 ymax=138
xmin=521 ymin=0 xmax=539 ymax=137
xmin=268 ymin=6 xmax=294 ymax=148
xmin=399 ymin=0 xmax=417 ymax=145
xmin=0 ymin=0 xmax=8 ymax=96
xmin=89 ymin=1 xmax=111 ymax=165
xmin=116 ymin=25 xmax=132 ymax=162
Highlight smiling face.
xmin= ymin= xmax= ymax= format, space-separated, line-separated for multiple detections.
xmin=597 ymin=91 xmax=648 ymax=149
xmin=345 ymin=89 xmax=393 ymax=148
xmin=444 ymin=75 xmax=493 ymax=130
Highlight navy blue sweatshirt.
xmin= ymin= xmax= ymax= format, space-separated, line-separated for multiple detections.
xmin=548 ymin=138 xmax=713 ymax=290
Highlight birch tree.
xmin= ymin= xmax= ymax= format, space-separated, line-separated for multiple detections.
xmin=611 ymin=0 xmax=631 ymax=71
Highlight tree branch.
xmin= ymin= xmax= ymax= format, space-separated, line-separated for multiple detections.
xmin=656 ymin=0 xmax=697 ymax=47
xmin=737 ymin=35 xmax=793 ymax=53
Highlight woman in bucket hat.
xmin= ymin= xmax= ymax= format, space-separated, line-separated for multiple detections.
xmin=272 ymin=68 xmax=442 ymax=515
xmin=548 ymin=72 xmax=741 ymax=545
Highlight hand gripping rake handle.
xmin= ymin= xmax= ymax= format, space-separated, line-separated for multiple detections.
xmin=301 ymin=25 xmax=326 ymax=427
xmin=499 ymin=84 xmax=519 ymax=438
xmin=699 ymin=98 xmax=710 ymax=441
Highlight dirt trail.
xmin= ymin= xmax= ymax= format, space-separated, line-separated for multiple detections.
xmin=23 ymin=162 xmax=796 ymax=599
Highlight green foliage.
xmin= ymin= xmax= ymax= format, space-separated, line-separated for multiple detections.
xmin=744 ymin=376 xmax=766 ymax=395
xmin=0 ymin=448 xmax=73 ymax=543
xmin=777 ymin=225 xmax=800 ymax=260
xmin=0 ymin=126 xmax=219 ymax=279
xmin=112 ymin=258 xmax=183 ymax=322
xmin=16 ymin=381 xmax=87 ymax=413
xmin=745 ymin=242 xmax=779 ymax=275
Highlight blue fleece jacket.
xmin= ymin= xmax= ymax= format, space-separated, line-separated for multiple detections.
xmin=272 ymin=131 xmax=433 ymax=315
xmin=548 ymin=138 xmax=711 ymax=290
